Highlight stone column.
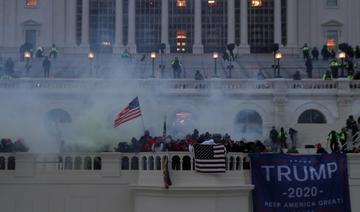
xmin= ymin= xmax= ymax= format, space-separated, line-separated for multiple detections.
xmin=0 ymin=0 xmax=4 ymax=47
xmin=337 ymin=81 xmax=353 ymax=122
xmin=285 ymin=0 xmax=298 ymax=54
xmin=239 ymin=0 xmax=250 ymax=54
xmin=80 ymin=0 xmax=90 ymax=51
xmin=337 ymin=96 xmax=353 ymax=123
xmin=273 ymin=80 xmax=288 ymax=127
xmin=113 ymin=0 xmax=124 ymax=54
xmin=127 ymin=0 xmax=137 ymax=53
xmin=273 ymin=96 xmax=288 ymax=128
xmin=193 ymin=0 xmax=203 ymax=54
xmin=65 ymin=0 xmax=77 ymax=50
xmin=161 ymin=0 xmax=170 ymax=53
xmin=274 ymin=0 xmax=282 ymax=47
xmin=227 ymin=0 xmax=235 ymax=45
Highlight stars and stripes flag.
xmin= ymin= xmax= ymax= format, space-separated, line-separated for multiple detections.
xmin=113 ymin=97 xmax=142 ymax=128
xmin=194 ymin=144 xmax=226 ymax=173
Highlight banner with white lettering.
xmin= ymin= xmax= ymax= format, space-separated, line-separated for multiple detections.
xmin=250 ymin=153 xmax=351 ymax=212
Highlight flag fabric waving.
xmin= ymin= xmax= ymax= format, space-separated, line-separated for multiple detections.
xmin=194 ymin=144 xmax=226 ymax=173
xmin=113 ymin=97 xmax=142 ymax=128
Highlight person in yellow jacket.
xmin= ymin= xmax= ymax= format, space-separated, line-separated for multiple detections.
xmin=49 ymin=44 xmax=59 ymax=59
xmin=323 ymin=70 xmax=333 ymax=80
xmin=329 ymin=59 xmax=340 ymax=78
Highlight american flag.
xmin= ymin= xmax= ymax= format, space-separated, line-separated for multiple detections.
xmin=194 ymin=144 xmax=226 ymax=173
xmin=113 ymin=97 xmax=142 ymax=128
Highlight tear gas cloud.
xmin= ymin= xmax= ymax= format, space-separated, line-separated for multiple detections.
xmin=0 ymin=60 xmax=263 ymax=153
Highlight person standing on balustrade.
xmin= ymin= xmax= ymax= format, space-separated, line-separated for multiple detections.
xmin=42 ymin=57 xmax=51 ymax=78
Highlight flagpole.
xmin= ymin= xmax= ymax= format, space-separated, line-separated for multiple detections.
xmin=138 ymin=97 xmax=146 ymax=132
xmin=140 ymin=114 xmax=146 ymax=132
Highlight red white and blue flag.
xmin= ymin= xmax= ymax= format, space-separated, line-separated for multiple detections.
xmin=113 ymin=97 xmax=142 ymax=128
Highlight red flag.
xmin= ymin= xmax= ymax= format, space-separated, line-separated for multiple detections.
xmin=114 ymin=97 xmax=142 ymax=128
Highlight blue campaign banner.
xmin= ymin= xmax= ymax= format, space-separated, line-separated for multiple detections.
xmin=250 ymin=153 xmax=351 ymax=212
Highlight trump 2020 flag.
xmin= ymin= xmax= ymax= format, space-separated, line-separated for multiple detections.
xmin=194 ymin=144 xmax=226 ymax=173
xmin=250 ymin=153 xmax=351 ymax=212
xmin=113 ymin=97 xmax=142 ymax=128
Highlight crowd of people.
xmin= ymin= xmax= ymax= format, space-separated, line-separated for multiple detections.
xmin=327 ymin=115 xmax=360 ymax=153
xmin=0 ymin=138 xmax=29 ymax=153
xmin=300 ymin=43 xmax=360 ymax=80
xmin=0 ymin=42 xmax=58 ymax=79
xmin=114 ymin=130 xmax=267 ymax=154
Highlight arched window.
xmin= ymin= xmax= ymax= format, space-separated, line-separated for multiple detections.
xmin=74 ymin=157 xmax=82 ymax=170
xmin=121 ymin=156 xmax=129 ymax=170
xmin=131 ymin=157 xmax=139 ymax=170
xmin=182 ymin=156 xmax=191 ymax=170
xmin=235 ymin=110 xmax=263 ymax=137
xmin=0 ymin=157 xmax=5 ymax=170
xmin=298 ymin=109 xmax=327 ymax=124
xmin=155 ymin=156 xmax=161 ymax=170
xmin=236 ymin=157 xmax=241 ymax=170
xmin=45 ymin=109 xmax=72 ymax=143
xmin=171 ymin=111 xmax=196 ymax=138
xmin=93 ymin=157 xmax=102 ymax=170
xmin=64 ymin=157 xmax=73 ymax=170
xmin=172 ymin=156 xmax=180 ymax=170
xmin=84 ymin=157 xmax=92 ymax=170
xmin=142 ymin=157 xmax=147 ymax=170
xmin=149 ymin=156 xmax=154 ymax=170
xmin=7 ymin=157 xmax=15 ymax=170
xmin=229 ymin=157 xmax=234 ymax=171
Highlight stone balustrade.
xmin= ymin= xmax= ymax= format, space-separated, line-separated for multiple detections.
xmin=0 ymin=152 xmax=250 ymax=174
xmin=0 ymin=79 xmax=360 ymax=93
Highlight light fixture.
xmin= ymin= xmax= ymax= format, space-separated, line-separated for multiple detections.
xmin=274 ymin=51 xmax=282 ymax=60
xmin=213 ymin=52 xmax=219 ymax=60
xmin=251 ymin=0 xmax=263 ymax=7
xmin=24 ymin=51 xmax=31 ymax=59
xmin=88 ymin=52 xmax=95 ymax=60
xmin=177 ymin=0 xmax=186 ymax=8
xmin=326 ymin=39 xmax=336 ymax=49
xmin=338 ymin=51 xmax=346 ymax=60
xmin=208 ymin=0 xmax=216 ymax=6
xmin=101 ymin=41 xmax=111 ymax=46
xmin=150 ymin=52 xmax=157 ymax=59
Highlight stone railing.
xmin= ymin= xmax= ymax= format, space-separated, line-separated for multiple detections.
xmin=2 ymin=152 xmax=360 ymax=178
xmin=0 ymin=152 xmax=250 ymax=174
xmin=119 ymin=152 xmax=250 ymax=172
xmin=0 ymin=153 xmax=16 ymax=170
xmin=1 ymin=79 xmax=360 ymax=93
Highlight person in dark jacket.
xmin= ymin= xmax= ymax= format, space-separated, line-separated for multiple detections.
xmin=279 ymin=127 xmax=288 ymax=149
xmin=171 ymin=57 xmax=182 ymax=78
xmin=42 ymin=57 xmax=51 ymax=78
xmin=194 ymin=70 xmax=204 ymax=80
xmin=321 ymin=45 xmax=329 ymax=61
xmin=5 ymin=58 xmax=14 ymax=76
xmin=355 ymin=46 xmax=360 ymax=59
xmin=305 ymin=57 xmax=313 ymax=78
xmin=328 ymin=130 xmax=339 ymax=153
xmin=292 ymin=71 xmax=301 ymax=80
xmin=311 ymin=47 xmax=319 ymax=61
xmin=270 ymin=127 xmax=279 ymax=152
